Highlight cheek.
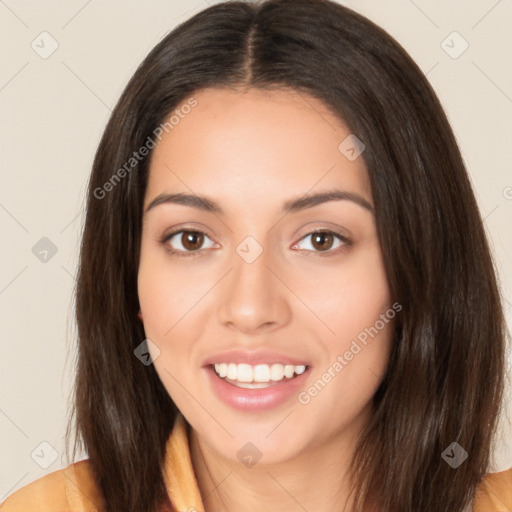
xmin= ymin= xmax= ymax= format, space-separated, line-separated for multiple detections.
xmin=305 ymin=242 xmax=393 ymax=402
xmin=137 ymin=248 xmax=194 ymax=402
xmin=137 ymin=258 xmax=170 ymax=336
xmin=303 ymin=240 xmax=392 ymax=341
xmin=137 ymin=243 xmax=214 ymax=404
xmin=137 ymin=242 xmax=201 ymax=337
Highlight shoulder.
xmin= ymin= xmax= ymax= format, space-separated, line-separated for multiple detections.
xmin=473 ymin=467 xmax=512 ymax=512
xmin=1 ymin=458 xmax=510 ymax=512
xmin=0 ymin=459 xmax=104 ymax=512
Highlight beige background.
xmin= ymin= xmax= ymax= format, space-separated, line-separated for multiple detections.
xmin=1 ymin=0 xmax=511 ymax=499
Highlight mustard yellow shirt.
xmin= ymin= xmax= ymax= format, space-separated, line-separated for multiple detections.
xmin=1 ymin=414 xmax=511 ymax=512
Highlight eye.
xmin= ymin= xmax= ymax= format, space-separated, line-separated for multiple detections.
xmin=293 ymin=229 xmax=351 ymax=255
xmin=160 ymin=227 xmax=351 ymax=258
xmin=161 ymin=229 xmax=217 ymax=257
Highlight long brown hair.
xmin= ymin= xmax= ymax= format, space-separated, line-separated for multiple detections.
xmin=66 ymin=1 xmax=507 ymax=511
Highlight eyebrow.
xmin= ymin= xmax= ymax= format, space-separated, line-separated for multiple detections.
xmin=144 ymin=189 xmax=374 ymax=216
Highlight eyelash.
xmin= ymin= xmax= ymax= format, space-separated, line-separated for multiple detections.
xmin=159 ymin=228 xmax=352 ymax=258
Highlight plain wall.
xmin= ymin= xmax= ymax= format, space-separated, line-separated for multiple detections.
xmin=1 ymin=0 xmax=511 ymax=499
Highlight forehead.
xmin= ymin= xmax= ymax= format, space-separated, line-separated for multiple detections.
xmin=145 ymin=86 xmax=372 ymax=210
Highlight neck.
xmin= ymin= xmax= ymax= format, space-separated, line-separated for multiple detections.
xmin=189 ymin=414 xmax=370 ymax=512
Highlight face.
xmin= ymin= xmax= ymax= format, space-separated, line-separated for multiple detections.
xmin=137 ymin=86 xmax=395 ymax=466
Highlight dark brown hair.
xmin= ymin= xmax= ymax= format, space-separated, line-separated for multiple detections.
xmin=66 ymin=0 xmax=507 ymax=511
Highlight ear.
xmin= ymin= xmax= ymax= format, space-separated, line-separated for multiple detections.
xmin=137 ymin=309 xmax=143 ymax=322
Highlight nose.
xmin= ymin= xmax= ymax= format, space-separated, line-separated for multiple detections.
xmin=216 ymin=246 xmax=292 ymax=335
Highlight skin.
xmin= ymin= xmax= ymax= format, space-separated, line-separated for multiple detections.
xmin=137 ymin=86 xmax=395 ymax=512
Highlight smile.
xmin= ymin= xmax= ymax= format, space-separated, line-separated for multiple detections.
xmin=213 ymin=363 xmax=307 ymax=388
xmin=206 ymin=362 xmax=311 ymax=411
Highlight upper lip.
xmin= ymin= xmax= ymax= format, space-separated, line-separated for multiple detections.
xmin=202 ymin=349 xmax=310 ymax=367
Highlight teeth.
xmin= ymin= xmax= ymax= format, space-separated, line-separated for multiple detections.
xmin=254 ymin=364 xmax=270 ymax=382
xmin=284 ymin=365 xmax=294 ymax=378
xmin=270 ymin=364 xmax=284 ymax=381
xmin=237 ymin=364 xmax=253 ymax=383
xmin=227 ymin=363 xmax=237 ymax=380
xmin=217 ymin=363 xmax=228 ymax=378
xmin=213 ymin=363 xmax=307 ymax=383
xmin=295 ymin=365 xmax=306 ymax=375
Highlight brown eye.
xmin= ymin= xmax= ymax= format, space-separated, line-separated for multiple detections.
xmin=311 ymin=232 xmax=335 ymax=251
xmin=294 ymin=229 xmax=350 ymax=255
xmin=161 ymin=229 xmax=217 ymax=256
xmin=181 ymin=231 xmax=204 ymax=251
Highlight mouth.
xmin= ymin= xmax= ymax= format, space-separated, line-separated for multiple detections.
xmin=211 ymin=362 xmax=308 ymax=389
xmin=204 ymin=361 xmax=311 ymax=411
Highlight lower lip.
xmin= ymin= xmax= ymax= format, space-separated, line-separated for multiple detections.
xmin=204 ymin=365 xmax=310 ymax=411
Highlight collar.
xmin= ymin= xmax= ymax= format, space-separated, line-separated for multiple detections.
xmin=163 ymin=413 xmax=205 ymax=512
xmin=162 ymin=413 xmax=512 ymax=512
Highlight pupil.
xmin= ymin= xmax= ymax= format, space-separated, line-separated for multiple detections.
xmin=184 ymin=232 xmax=202 ymax=250
xmin=313 ymin=232 xmax=332 ymax=251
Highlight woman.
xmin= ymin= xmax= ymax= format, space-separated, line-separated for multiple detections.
xmin=1 ymin=0 xmax=510 ymax=511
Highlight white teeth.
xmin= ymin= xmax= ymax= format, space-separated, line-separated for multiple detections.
xmin=214 ymin=363 xmax=229 ymax=378
xmin=270 ymin=364 xmax=284 ymax=381
xmin=236 ymin=364 xmax=253 ymax=382
xmin=295 ymin=365 xmax=306 ymax=375
xmin=284 ymin=365 xmax=294 ymax=378
xmin=253 ymin=364 xmax=270 ymax=382
xmin=227 ymin=363 xmax=237 ymax=380
xmin=213 ymin=362 xmax=308 ymax=383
